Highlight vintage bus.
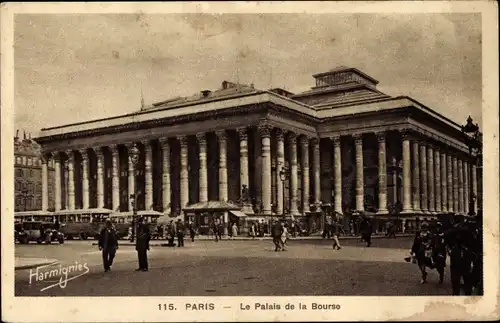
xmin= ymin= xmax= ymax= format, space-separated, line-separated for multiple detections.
xmin=14 ymin=211 xmax=55 ymax=223
xmin=120 ymin=210 xmax=163 ymax=239
xmin=55 ymin=209 xmax=112 ymax=240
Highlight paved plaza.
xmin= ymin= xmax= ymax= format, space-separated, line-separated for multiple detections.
xmin=15 ymin=237 xmax=453 ymax=296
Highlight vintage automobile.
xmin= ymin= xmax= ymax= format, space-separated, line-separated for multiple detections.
xmin=16 ymin=221 xmax=64 ymax=244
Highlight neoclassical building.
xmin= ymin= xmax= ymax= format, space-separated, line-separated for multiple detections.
xmin=34 ymin=66 xmax=481 ymax=229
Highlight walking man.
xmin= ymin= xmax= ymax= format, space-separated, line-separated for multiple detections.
xmin=271 ymin=220 xmax=284 ymax=252
xmin=188 ymin=219 xmax=196 ymax=242
xmin=331 ymin=218 xmax=342 ymax=250
xmin=98 ymin=219 xmax=119 ymax=272
xmin=135 ymin=217 xmax=150 ymax=272
xmin=359 ymin=215 xmax=373 ymax=247
xmin=176 ymin=219 xmax=185 ymax=247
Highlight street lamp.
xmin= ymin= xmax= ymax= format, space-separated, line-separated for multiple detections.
xmin=129 ymin=144 xmax=140 ymax=242
xmin=461 ymin=116 xmax=480 ymax=216
xmin=279 ymin=163 xmax=289 ymax=218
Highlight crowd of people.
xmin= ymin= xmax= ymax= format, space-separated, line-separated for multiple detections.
xmin=96 ymin=211 xmax=483 ymax=296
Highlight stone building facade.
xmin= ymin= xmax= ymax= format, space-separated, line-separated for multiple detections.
xmin=34 ymin=67 xmax=481 ymax=227
xmin=14 ymin=131 xmax=55 ymax=212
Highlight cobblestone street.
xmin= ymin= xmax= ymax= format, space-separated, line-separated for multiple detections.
xmin=15 ymin=237 xmax=452 ymax=296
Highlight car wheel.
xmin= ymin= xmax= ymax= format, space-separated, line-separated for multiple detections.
xmin=37 ymin=240 xmax=42 ymax=244
xmin=80 ymin=233 xmax=88 ymax=240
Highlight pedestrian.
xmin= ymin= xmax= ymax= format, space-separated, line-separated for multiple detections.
xmin=359 ymin=215 xmax=373 ymax=247
xmin=166 ymin=220 xmax=175 ymax=246
xmin=98 ymin=219 xmax=119 ymax=272
xmin=271 ymin=220 xmax=284 ymax=252
xmin=281 ymin=223 xmax=289 ymax=251
xmin=332 ymin=219 xmax=342 ymax=250
xmin=188 ymin=219 xmax=196 ymax=242
xmin=291 ymin=221 xmax=296 ymax=238
xmin=135 ymin=217 xmax=150 ymax=272
xmin=250 ymin=222 xmax=256 ymax=239
xmin=231 ymin=222 xmax=238 ymax=239
xmin=176 ymin=219 xmax=185 ymax=247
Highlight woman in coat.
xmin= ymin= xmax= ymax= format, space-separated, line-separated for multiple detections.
xmin=281 ymin=223 xmax=289 ymax=251
xmin=231 ymin=223 xmax=238 ymax=239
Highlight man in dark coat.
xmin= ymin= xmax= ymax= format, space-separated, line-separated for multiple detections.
xmin=98 ymin=219 xmax=119 ymax=272
xmin=271 ymin=221 xmax=284 ymax=252
xmin=176 ymin=219 xmax=185 ymax=247
xmin=359 ymin=216 xmax=373 ymax=247
xmin=135 ymin=217 xmax=150 ymax=271
xmin=188 ymin=219 xmax=196 ymax=242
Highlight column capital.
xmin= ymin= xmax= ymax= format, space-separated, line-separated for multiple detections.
xmin=79 ymin=148 xmax=88 ymax=158
xmin=177 ymin=135 xmax=188 ymax=147
xmin=258 ymin=124 xmax=272 ymax=138
xmin=288 ymin=132 xmax=297 ymax=144
xmin=65 ymin=150 xmax=75 ymax=161
xmin=215 ymin=130 xmax=227 ymax=141
xmin=158 ymin=137 xmax=169 ymax=147
xmin=196 ymin=132 xmax=206 ymax=144
xmin=400 ymin=129 xmax=412 ymax=140
xmin=331 ymin=135 xmax=341 ymax=147
xmin=276 ymin=128 xmax=286 ymax=142
xmin=310 ymin=137 xmax=319 ymax=146
xmin=237 ymin=127 xmax=248 ymax=141
xmin=299 ymin=135 xmax=309 ymax=146
xmin=376 ymin=131 xmax=386 ymax=142
xmin=353 ymin=133 xmax=363 ymax=144
xmin=109 ymin=144 xmax=119 ymax=155
xmin=94 ymin=147 xmax=104 ymax=157
xmin=52 ymin=152 xmax=61 ymax=162
xmin=41 ymin=153 xmax=50 ymax=164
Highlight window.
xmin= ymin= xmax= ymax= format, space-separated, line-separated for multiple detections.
xmin=16 ymin=157 xmax=21 ymax=165
xmin=30 ymin=170 xmax=33 ymax=177
xmin=22 ymin=156 xmax=27 ymax=165
xmin=27 ymin=158 xmax=33 ymax=166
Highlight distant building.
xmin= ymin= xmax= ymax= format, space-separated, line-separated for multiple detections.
xmin=14 ymin=130 xmax=55 ymax=212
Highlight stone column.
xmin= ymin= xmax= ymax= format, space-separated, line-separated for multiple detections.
xmin=427 ymin=145 xmax=435 ymax=213
xmin=66 ymin=150 xmax=75 ymax=211
xmin=472 ymin=164 xmax=478 ymax=214
xmin=259 ymin=124 xmax=272 ymax=215
xmin=216 ymin=130 xmax=228 ymax=202
xmin=143 ymin=141 xmax=153 ymax=210
xmin=420 ymin=142 xmax=429 ymax=213
xmin=312 ymin=138 xmax=321 ymax=208
xmin=332 ymin=136 xmax=343 ymax=215
xmin=464 ymin=160 xmax=470 ymax=215
xmin=300 ymin=136 xmax=310 ymax=214
xmin=127 ymin=144 xmax=135 ymax=212
xmin=447 ymin=153 xmax=454 ymax=213
xmin=276 ymin=129 xmax=285 ymax=215
xmin=80 ymin=149 xmax=89 ymax=210
xmin=110 ymin=145 xmax=120 ymax=212
xmin=401 ymin=132 xmax=412 ymax=213
xmin=440 ymin=151 xmax=448 ymax=213
xmin=159 ymin=138 xmax=171 ymax=215
xmin=354 ymin=134 xmax=365 ymax=212
xmin=452 ymin=155 xmax=459 ymax=213
xmin=178 ymin=136 xmax=189 ymax=210
xmin=376 ymin=132 xmax=388 ymax=214
xmin=64 ymin=160 xmax=69 ymax=208
xmin=54 ymin=153 xmax=62 ymax=211
xmin=237 ymin=128 xmax=250 ymax=199
xmin=197 ymin=133 xmax=208 ymax=203
xmin=434 ymin=148 xmax=442 ymax=213
xmin=96 ymin=147 xmax=105 ymax=209
xmin=458 ymin=159 xmax=464 ymax=214
xmin=412 ymin=139 xmax=421 ymax=212
xmin=41 ymin=154 xmax=49 ymax=211
xmin=289 ymin=133 xmax=300 ymax=215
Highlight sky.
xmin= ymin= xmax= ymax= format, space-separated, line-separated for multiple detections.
xmin=14 ymin=13 xmax=482 ymax=136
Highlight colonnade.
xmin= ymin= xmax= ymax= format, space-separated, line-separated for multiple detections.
xmin=40 ymin=127 xmax=479 ymax=217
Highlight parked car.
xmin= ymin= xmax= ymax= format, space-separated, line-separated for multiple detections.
xmin=16 ymin=221 xmax=64 ymax=244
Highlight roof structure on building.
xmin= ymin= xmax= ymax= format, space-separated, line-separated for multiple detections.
xmin=145 ymin=81 xmax=259 ymax=111
xmin=183 ymin=201 xmax=241 ymax=211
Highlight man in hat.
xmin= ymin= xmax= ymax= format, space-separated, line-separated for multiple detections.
xmin=176 ymin=219 xmax=185 ymax=247
xmin=359 ymin=215 xmax=373 ymax=247
xmin=135 ymin=217 xmax=150 ymax=271
xmin=98 ymin=219 xmax=119 ymax=272
xmin=271 ymin=220 xmax=284 ymax=252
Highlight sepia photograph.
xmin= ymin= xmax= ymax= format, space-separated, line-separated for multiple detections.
xmin=1 ymin=1 xmax=499 ymax=322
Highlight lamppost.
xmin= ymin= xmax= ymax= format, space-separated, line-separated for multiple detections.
xmin=279 ymin=163 xmax=289 ymax=220
xmin=461 ymin=116 xmax=480 ymax=216
xmin=129 ymin=144 xmax=140 ymax=242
